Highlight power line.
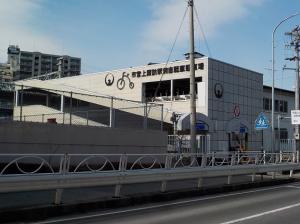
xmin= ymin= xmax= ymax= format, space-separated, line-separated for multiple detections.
xmin=152 ymin=5 xmax=189 ymax=100
xmin=193 ymin=5 xmax=212 ymax=57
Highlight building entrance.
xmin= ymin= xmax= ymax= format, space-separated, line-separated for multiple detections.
xmin=228 ymin=131 xmax=248 ymax=152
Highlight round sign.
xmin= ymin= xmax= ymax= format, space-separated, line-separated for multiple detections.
xmin=214 ymin=83 xmax=223 ymax=98
xmin=105 ymin=73 xmax=114 ymax=86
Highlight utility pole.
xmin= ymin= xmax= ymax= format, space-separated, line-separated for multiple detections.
xmin=285 ymin=26 xmax=300 ymax=149
xmin=188 ymin=0 xmax=197 ymax=154
xmin=271 ymin=13 xmax=300 ymax=153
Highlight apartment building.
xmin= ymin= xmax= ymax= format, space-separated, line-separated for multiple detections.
xmin=7 ymin=45 xmax=81 ymax=80
xmin=0 ymin=63 xmax=13 ymax=83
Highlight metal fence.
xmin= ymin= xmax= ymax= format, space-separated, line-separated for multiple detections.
xmin=0 ymin=151 xmax=298 ymax=204
xmin=0 ymin=100 xmax=13 ymax=110
xmin=168 ymin=135 xmax=210 ymax=153
xmin=8 ymin=83 xmax=166 ymax=130
xmin=2 ymin=104 xmax=164 ymax=130
xmin=278 ymin=139 xmax=296 ymax=152
xmin=1 ymin=152 xmax=297 ymax=176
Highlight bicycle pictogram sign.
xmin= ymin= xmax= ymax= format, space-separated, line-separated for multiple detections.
xmin=117 ymin=72 xmax=134 ymax=90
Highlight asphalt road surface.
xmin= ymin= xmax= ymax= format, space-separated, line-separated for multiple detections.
xmin=34 ymin=182 xmax=300 ymax=224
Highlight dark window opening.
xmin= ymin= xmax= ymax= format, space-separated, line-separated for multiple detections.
xmin=275 ymin=128 xmax=288 ymax=140
xmin=173 ymin=78 xmax=190 ymax=96
xmin=174 ymin=66 xmax=179 ymax=73
xmin=144 ymin=80 xmax=171 ymax=101
xmin=198 ymin=63 xmax=204 ymax=70
xmin=275 ymin=100 xmax=279 ymax=112
xmin=180 ymin=65 xmax=185 ymax=72
xmin=284 ymin=101 xmax=288 ymax=113
xmin=157 ymin=68 xmax=162 ymax=75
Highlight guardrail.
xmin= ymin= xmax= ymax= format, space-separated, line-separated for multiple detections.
xmin=0 ymin=152 xmax=299 ymax=204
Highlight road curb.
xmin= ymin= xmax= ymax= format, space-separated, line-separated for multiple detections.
xmin=0 ymin=178 xmax=297 ymax=223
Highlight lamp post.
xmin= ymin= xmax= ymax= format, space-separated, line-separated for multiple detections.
xmin=271 ymin=13 xmax=300 ymax=153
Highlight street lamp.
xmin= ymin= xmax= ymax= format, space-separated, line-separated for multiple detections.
xmin=271 ymin=12 xmax=300 ymax=153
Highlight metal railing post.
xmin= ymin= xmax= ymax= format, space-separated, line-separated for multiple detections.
xmin=230 ymin=152 xmax=236 ymax=166
xmin=251 ymin=173 xmax=255 ymax=182
xmin=54 ymin=154 xmax=69 ymax=205
xmin=114 ymin=154 xmax=127 ymax=198
xmin=143 ymin=103 xmax=148 ymax=129
xmin=197 ymin=177 xmax=203 ymax=188
xmin=279 ymin=150 xmax=283 ymax=163
xmin=161 ymin=154 xmax=171 ymax=192
xmin=263 ymin=150 xmax=266 ymax=164
xmin=69 ymin=92 xmax=73 ymax=125
xmin=212 ymin=152 xmax=215 ymax=167
xmin=86 ymin=111 xmax=89 ymax=126
xmin=201 ymin=153 xmax=207 ymax=167
xmin=20 ymin=85 xmax=24 ymax=121
xmin=160 ymin=104 xmax=164 ymax=131
xmin=227 ymin=152 xmax=235 ymax=185
xmin=110 ymin=97 xmax=115 ymax=128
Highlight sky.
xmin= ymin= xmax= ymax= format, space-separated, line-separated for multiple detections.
xmin=1 ymin=0 xmax=300 ymax=90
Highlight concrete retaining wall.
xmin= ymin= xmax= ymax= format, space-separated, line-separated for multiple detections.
xmin=0 ymin=121 xmax=167 ymax=154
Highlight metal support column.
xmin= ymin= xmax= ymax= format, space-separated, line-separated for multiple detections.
xmin=160 ymin=104 xmax=164 ymax=131
xmin=143 ymin=102 xmax=148 ymax=129
xmin=15 ymin=90 xmax=18 ymax=107
xmin=109 ymin=97 xmax=115 ymax=128
xmin=20 ymin=85 xmax=23 ymax=121
xmin=69 ymin=92 xmax=73 ymax=125
xmin=60 ymin=95 xmax=64 ymax=112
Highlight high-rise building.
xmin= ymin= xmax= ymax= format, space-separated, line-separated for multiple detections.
xmin=7 ymin=45 xmax=81 ymax=80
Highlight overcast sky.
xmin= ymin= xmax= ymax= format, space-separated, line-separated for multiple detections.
xmin=1 ymin=0 xmax=300 ymax=90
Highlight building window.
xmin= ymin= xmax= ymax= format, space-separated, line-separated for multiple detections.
xmin=263 ymin=98 xmax=271 ymax=111
xmin=198 ymin=63 xmax=204 ymax=70
xmin=174 ymin=66 xmax=179 ymax=73
xmin=180 ymin=65 xmax=185 ymax=72
xmin=263 ymin=98 xmax=288 ymax=113
xmin=275 ymin=100 xmax=279 ymax=112
xmin=284 ymin=101 xmax=288 ymax=113
xmin=275 ymin=128 xmax=288 ymax=140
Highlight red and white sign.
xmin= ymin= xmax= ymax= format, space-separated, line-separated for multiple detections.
xmin=234 ymin=105 xmax=240 ymax=117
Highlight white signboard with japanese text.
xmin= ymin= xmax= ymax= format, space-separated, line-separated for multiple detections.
xmin=291 ymin=110 xmax=300 ymax=124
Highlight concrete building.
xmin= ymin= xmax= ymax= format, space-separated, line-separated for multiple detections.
xmin=262 ymin=86 xmax=295 ymax=151
xmin=7 ymin=45 xmax=81 ymax=80
xmin=14 ymin=55 xmax=264 ymax=152
xmin=0 ymin=63 xmax=14 ymax=117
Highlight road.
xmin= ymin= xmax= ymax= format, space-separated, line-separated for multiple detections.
xmin=34 ymin=182 xmax=300 ymax=224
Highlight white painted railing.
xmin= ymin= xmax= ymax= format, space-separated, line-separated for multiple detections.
xmin=0 ymin=152 xmax=298 ymax=204
xmin=279 ymin=139 xmax=296 ymax=152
